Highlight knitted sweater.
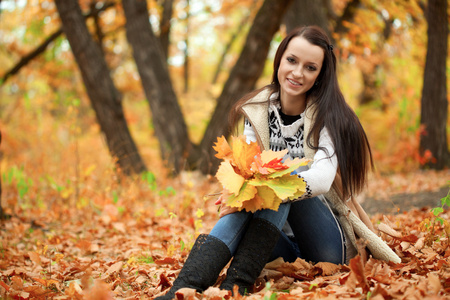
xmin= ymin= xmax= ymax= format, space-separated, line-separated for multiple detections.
xmin=243 ymin=93 xmax=337 ymax=202
xmin=240 ymin=88 xmax=401 ymax=264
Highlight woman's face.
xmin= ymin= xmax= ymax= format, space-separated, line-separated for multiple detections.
xmin=277 ymin=36 xmax=324 ymax=103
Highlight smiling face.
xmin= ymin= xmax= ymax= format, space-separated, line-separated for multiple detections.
xmin=277 ymin=36 xmax=324 ymax=114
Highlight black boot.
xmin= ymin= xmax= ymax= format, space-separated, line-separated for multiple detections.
xmin=220 ymin=218 xmax=281 ymax=295
xmin=155 ymin=234 xmax=231 ymax=300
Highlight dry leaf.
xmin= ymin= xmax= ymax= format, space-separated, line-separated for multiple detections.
xmin=377 ymin=222 xmax=402 ymax=238
xmin=175 ymin=287 xmax=197 ymax=299
xmin=85 ymin=280 xmax=114 ymax=300
xmin=427 ymin=273 xmax=441 ymax=295
xmin=265 ymin=257 xmax=285 ymax=269
xmin=314 ymin=262 xmax=341 ymax=276
xmin=202 ymin=287 xmax=229 ymax=299
xmin=28 ymin=251 xmax=41 ymax=265
xmin=105 ymin=261 xmax=123 ymax=275
xmin=112 ymin=222 xmax=126 ymax=233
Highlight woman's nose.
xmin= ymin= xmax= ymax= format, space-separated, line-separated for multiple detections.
xmin=292 ymin=67 xmax=303 ymax=78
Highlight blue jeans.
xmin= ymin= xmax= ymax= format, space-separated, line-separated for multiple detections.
xmin=209 ymin=203 xmax=291 ymax=255
xmin=209 ymin=197 xmax=345 ymax=264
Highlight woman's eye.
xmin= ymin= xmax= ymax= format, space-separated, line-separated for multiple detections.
xmin=307 ymin=65 xmax=317 ymax=71
xmin=287 ymin=57 xmax=295 ymax=63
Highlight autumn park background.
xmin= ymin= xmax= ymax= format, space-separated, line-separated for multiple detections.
xmin=0 ymin=0 xmax=450 ymax=299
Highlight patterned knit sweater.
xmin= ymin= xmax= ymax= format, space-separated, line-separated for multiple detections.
xmin=243 ymin=93 xmax=338 ymax=202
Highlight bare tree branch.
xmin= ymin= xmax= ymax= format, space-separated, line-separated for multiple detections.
xmin=333 ymin=0 xmax=361 ymax=34
xmin=1 ymin=1 xmax=116 ymax=85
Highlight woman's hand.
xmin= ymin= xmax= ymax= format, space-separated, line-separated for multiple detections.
xmin=215 ymin=196 xmax=239 ymax=218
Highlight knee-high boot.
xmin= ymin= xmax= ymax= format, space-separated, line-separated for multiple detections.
xmin=155 ymin=234 xmax=231 ymax=300
xmin=220 ymin=218 xmax=280 ymax=295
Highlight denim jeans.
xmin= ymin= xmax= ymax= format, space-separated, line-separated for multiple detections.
xmin=209 ymin=197 xmax=345 ymax=264
xmin=209 ymin=203 xmax=291 ymax=255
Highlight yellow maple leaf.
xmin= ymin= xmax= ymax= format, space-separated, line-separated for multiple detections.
xmin=250 ymin=174 xmax=306 ymax=200
xmin=241 ymin=186 xmax=280 ymax=212
xmin=215 ymin=161 xmax=245 ymax=195
xmin=225 ymin=182 xmax=257 ymax=208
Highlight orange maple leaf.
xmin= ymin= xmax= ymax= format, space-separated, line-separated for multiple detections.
xmin=213 ymin=136 xmax=233 ymax=159
xmin=231 ymin=135 xmax=260 ymax=178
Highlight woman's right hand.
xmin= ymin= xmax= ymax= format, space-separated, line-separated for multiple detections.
xmin=215 ymin=196 xmax=239 ymax=218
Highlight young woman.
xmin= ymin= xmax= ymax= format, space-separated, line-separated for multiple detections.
xmin=155 ymin=25 xmax=400 ymax=300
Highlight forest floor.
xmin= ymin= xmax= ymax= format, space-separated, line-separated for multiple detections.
xmin=0 ymin=169 xmax=449 ymax=299
xmin=361 ymin=186 xmax=448 ymax=215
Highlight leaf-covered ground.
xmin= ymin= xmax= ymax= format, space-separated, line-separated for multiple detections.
xmin=1 ymin=170 xmax=449 ymax=299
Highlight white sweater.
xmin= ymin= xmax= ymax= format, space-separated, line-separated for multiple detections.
xmin=243 ymin=100 xmax=338 ymax=202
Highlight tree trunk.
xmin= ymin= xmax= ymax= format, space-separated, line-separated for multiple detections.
xmin=333 ymin=0 xmax=361 ymax=34
xmin=122 ymin=0 xmax=191 ymax=173
xmin=284 ymin=0 xmax=330 ymax=36
xmin=419 ymin=0 xmax=449 ymax=169
xmin=212 ymin=1 xmax=256 ymax=85
xmin=183 ymin=0 xmax=190 ymax=93
xmin=55 ymin=0 xmax=147 ymax=175
xmin=0 ymin=131 xmax=4 ymax=219
xmin=191 ymin=0 xmax=293 ymax=174
xmin=159 ymin=0 xmax=174 ymax=61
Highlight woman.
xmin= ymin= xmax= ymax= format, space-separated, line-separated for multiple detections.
xmin=155 ymin=26 xmax=400 ymax=300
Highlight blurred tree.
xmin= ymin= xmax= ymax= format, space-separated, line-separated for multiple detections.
xmin=211 ymin=0 xmax=257 ymax=85
xmin=90 ymin=0 xmax=105 ymax=54
xmin=0 ymin=131 xmax=3 ymax=220
xmin=190 ymin=0 xmax=293 ymax=173
xmin=123 ymin=0 xmax=293 ymax=174
xmin=419 ymin=0 xmax=449 ymax=169
xmin=158 ymin=0 xmax=174 ymax=61
xmin=183 ymin=0 xmax=190 ymax=93
xmin=283 ymin=0 xmax=397 ymax=107
xmin=54 ymin=0 xmax=147 ymax=175
xmin=1 ymin=2 xmax=115 ymax=85
xmin=284 ymin=0 xmax=330 ymax=36
xmin=122 ymin=0 xmax=190 ymax=173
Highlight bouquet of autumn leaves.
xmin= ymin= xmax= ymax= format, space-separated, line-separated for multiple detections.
xmin=213 ymin=135 xmax=309 ymax=212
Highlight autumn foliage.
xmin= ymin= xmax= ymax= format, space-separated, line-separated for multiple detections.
xmin=213 ymin=135 xmax=308 ymax=212
xmin=1 ymin=0 xmax=450 ymax=299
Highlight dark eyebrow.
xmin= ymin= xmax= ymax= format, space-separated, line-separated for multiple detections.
xmin=287 ymin=53 xmax=320 ymax=66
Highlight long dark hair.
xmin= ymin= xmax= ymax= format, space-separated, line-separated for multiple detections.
xmin=230 ymin=25 xmax=374 ymax=199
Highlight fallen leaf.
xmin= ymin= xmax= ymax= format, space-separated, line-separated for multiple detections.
xmin=85 ymin=280 xmax=114 ymax=300
xmin=314 ymin=262 xmax=341 ymax=276
xmin=202 ymin=287 xmax=229 ymax=299
xmin=377 ymin=222 xmax=402 ymax=238
xmin=28 ymin=251 xmax=41 ymax=265
xmin=175 ymin=287 xmax=197 ymax=299
xmin=427 ymin=273 xmax=441 ymax=295
xmin=105 ymin=261 xmax=123 ymax=275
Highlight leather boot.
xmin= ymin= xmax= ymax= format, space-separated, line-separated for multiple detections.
xmin=155 ymin=234 xmax=231 ymax=300
xmin=220 ymin=218 xmax=280 ymax=295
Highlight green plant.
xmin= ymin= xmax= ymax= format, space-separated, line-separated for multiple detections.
xmin=5 ymin=165 xmax=33 ymax=200
xmin=136 ymin=254 xmax=154 ymax=264
xmin=420 ymin=183 xmax=450 ymax=246
xmin=141 ymin=171 xmax=157 ymax=191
